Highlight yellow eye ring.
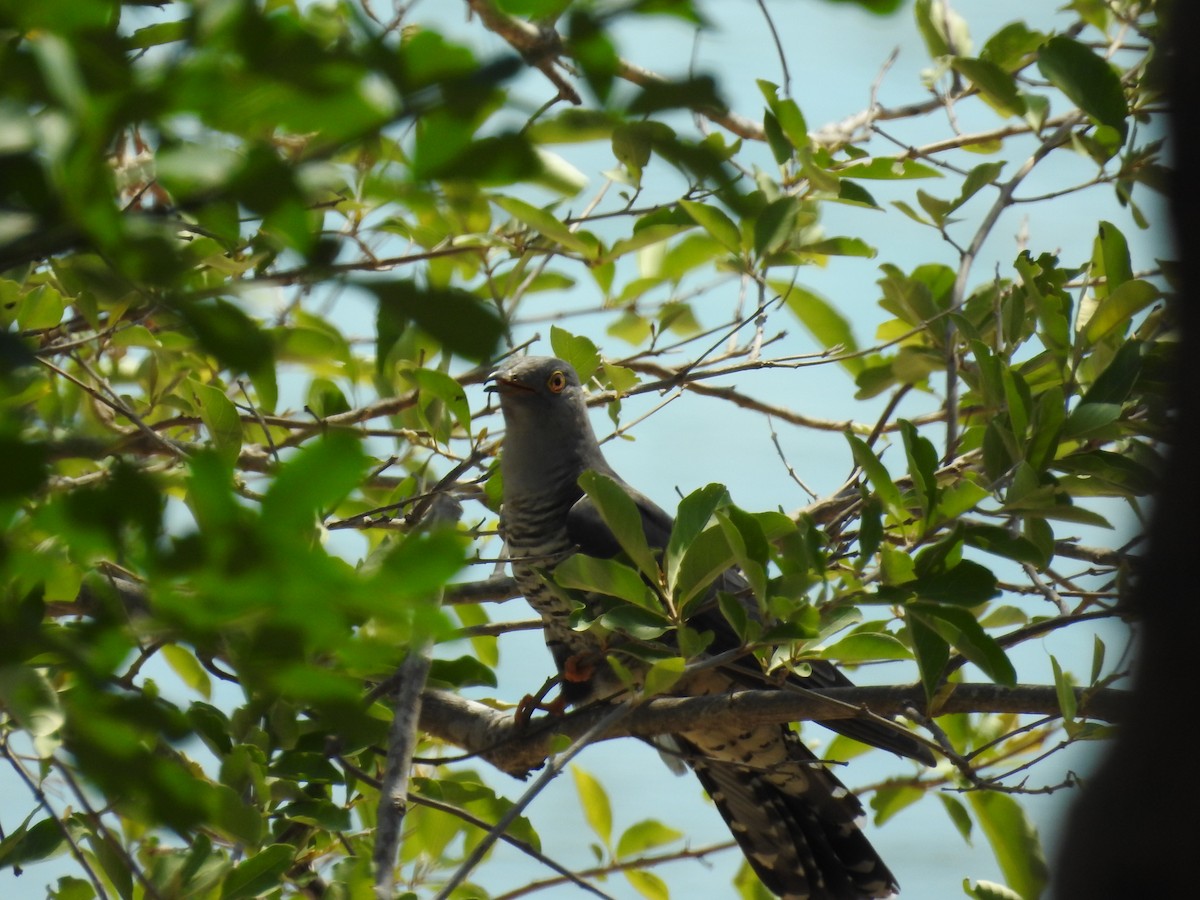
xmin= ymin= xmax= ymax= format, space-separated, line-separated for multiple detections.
xmin=546 ymin=371 xmax=567 ymax=393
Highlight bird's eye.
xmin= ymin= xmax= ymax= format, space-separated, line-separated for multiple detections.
xmin=546 ymin=371 xmax=567 ymax=393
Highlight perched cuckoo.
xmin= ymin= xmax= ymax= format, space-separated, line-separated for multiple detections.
xmin=488 ymin=356 xmax=933 ymax=900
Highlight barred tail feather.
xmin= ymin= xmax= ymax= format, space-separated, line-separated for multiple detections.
xmin=684 ymin=734 xmax=897 ymax=900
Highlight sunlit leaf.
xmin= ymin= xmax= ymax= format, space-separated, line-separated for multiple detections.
xmin=572 ymin=766 xmax=613 ymax=846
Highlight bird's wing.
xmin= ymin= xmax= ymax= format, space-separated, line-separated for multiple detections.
xmin=567 ymin=475 xmax=932 ymax=765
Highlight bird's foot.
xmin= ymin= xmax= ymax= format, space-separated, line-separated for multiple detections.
xmin=514 ymin=676 xmax=562 ymax=728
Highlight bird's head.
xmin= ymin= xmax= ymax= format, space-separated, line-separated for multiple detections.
xmin=486 ymin=356 xmax=587 ymax=415
xmin=486 ymin=356 xmax=603 ymax=486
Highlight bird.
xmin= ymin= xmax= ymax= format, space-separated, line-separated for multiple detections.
xmin=487 ymin=355 xmax=933 ymax=900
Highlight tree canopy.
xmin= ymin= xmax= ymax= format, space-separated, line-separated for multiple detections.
xmin=0 ymin=1 xmax=1168 ymax=899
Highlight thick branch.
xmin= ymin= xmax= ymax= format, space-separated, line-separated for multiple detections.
xmin=417 ymin=683 xmax=1129 ymax=778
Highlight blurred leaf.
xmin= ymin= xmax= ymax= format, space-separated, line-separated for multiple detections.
xmin=572 ymin=766 xmax=612 ymax=847
xmin=967 ymin=791 xmax=1048 ymax=900
xmin=261 ymin=432 xmax=366 ymax=538
xmin=1080 ymin=279 xmax=1158 ymax=345
xmin=940 ymin=794 xmax=973 ymax=843
xmin=778 ymin=282 xmax=864 ymax=375
xmin=368 ymin=280 xmax=504 ymax=365
xmin=162 ymin=645 xmax=213 ymax=700
xmin=871 ymin=783 xmax=924 ymax=825
xmin=964 ymin=881 xmax=1026 ymax=900
xmin=428 ymin=655 xmax=497 ymax=689
xmin=952 ymin=58 xmax=1024 ymax=117
xmin=643 ymin=657 xmax=685 ymax=697
xmin=189 ymin=380 xmax=243 ymax=465
xmin=616 ymin=819 xmax=683 ymax=859
xmin=493 ymin=196 xmax=590 ymax=253
xmin=625 ymin=869 xmax=671 ymax=900
xmin=679 ymin=200 xmax=742 ymax=254
xmin=0 ymin=815 xmax=65 ymax=871
xmin=221 ymin=844 xmax=296 ymax=900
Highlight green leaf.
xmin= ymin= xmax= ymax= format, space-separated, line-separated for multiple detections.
xmin=1081 ymin=279 xmax=1158 ymax=345
xmin=940 ymin=793 xmax=973 ymax=843
xmin=428 ymin=655 xmax=497 ymax=689
xmin=837 ymin=157 xmax=942 ymax=180
xmin=643 ymin=657 xmax=686 ymax=697
xmin=261 ymin=432 xmax=366 ymax=538
xmin=674 ymin=525 xmax=737 ymax=616
xmin=961 ymin=524 xmax=1047 ymax=568
xmin=0 ymin=665 xmax=65 ymax=741
xmin=492 ymin=196 xmax=590 ymax=252
xmin=1051 ymin=656 xmax=1076 ymax=722
xmin=914 ymin=0 xmax=971 ymax=59
xmin=912 ymin=603 xmax=1016 ymax=685
xmin=845 ymin=433 xmax=907 ymax=527
xmin=822 ymin=632 xmax=913 ymax=662
xmin=616 ymin=820 xmax=683 ymax=860
xmin=599 ymin=605 xmax=669 ymax=640
xmin=870 ymin=783 xmax=924 ymax=826
xmin=176 ymin=299 xmax=275 ymax=380
xmin=550 ymin=326 xmax=602 ymax=383
xmin=964 ymin=881 xmax=1026 ymax=900
xmin=967 ymin=791 xmax=1049 ymax=900
xmin=162 ymin=645 xmax=213 ymax=700
xmin=1093 ymin=220 xmax=1133 ymax=298
xmin=571 ymin=766 xmax=612 ymax=847
xmin=625 ymin=869 xmax=670 ymax=900
xmin=399 ymin=366 xmax=473 ymax=439
xmin=756 ymin=80 xmax=809 ymax=151
xmin=679 ymin=200 xmax=742 ymax=254
xmin=905 ymin=606 xmax=950 ymax=699
xmin=555 ymin=554 xmax=659 ymax=610
xmin=367 ymin=280 xmax=504 ymax=365
xmin=0 ymin=815 xmax=65 ymax=871
xmin=666 ymin=484 xmax=729 ymax=588
xmin=221 ymin=844 xmax=296 ymax=900
xmin=189 ymin=380 xmax=243 ymax=465
xmin=900 ymin=419 xmax=939 ymax=522
xmin=910 ymin=559 xmax=999 ymax=607
xmin=981 ymin=22 xmax=1046 ymax=71
xmin=1037 ymin=36 xmax=1128 ymax=137
xmin=777 ymin=282 xmax=863 ymax=375
xmin=1062 ymin=402 xmax=1121 ymax=440
xmin=577 ymin=471 xmax=660 ymax=582
xmin=951 ymin=58 xmax=1025 ymax=117
xmin=754 ymin=196 xmax=802 ymax=258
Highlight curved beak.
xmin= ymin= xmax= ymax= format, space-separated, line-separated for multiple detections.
xmin=485 ymin=370 xmax=533 ymax=395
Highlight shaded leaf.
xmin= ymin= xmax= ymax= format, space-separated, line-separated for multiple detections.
xmin=1038 ymin=36 xmax=1128 ymax=137
xmin=967 ymin=791 xmax=1048 ymax=900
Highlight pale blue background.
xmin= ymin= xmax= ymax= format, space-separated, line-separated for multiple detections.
xmin=1 ymin=1 xmax=1160 ymax=898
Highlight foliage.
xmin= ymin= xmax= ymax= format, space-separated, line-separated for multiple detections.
xmin=0 ymin=1 xmax=1168 ymax=898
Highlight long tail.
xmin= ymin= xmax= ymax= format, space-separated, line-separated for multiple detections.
xmin=679 ymin=728 xmax=897 ymax=900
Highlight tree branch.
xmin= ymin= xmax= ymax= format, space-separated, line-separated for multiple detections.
xmin=417 ymin=683 xmax=1129 ymax=778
